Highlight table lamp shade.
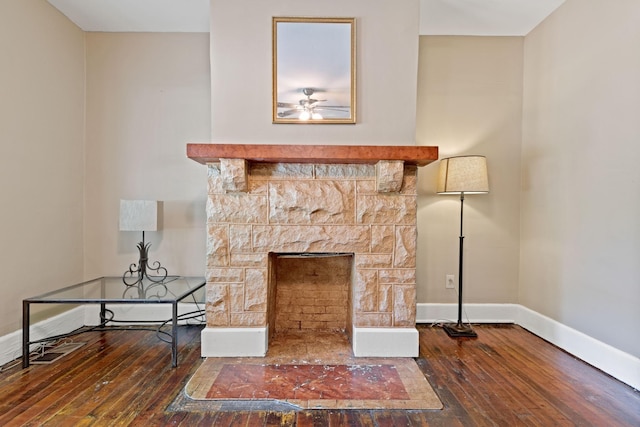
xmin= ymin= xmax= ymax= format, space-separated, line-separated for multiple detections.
xmin=119 ymin=200 xmax=158 ymax=231
xmin=437 ymin=156 xmax=489 ymax=194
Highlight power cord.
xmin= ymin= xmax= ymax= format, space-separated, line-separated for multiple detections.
xmin=431 ymin=284 xmax=474 ymax=329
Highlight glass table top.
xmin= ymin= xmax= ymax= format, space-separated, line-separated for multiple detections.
xmin=24 ymin=276 xmax=206 ymax=303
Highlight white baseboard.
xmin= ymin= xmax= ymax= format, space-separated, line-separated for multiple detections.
xmin=417 ymin=303 xmax=640 ymax=390
xmin=0 ymin=306 xmax=85 ymax=367
xmin=514 ymin=305 xmax=640 ymax=391
xmin=417 ymin=303 xmax=518 ymax=324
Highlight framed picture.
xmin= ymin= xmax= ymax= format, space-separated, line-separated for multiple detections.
xmin=272 ymin=17 xmax=356 ymax=124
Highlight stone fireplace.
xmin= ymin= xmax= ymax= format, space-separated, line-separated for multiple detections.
xmin=187 ymin=144 xmax=437 ymax=358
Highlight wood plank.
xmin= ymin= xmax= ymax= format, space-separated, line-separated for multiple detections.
xmin=1 ymin=329 xmax=144 ymax=425
xmin=186 ymin=143 xmax=439 ymax=166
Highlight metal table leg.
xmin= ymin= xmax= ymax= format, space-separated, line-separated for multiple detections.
xmin=22 ymin=300 xmax=30 ymax=368
xmin=171 ymin=302 xmax=178 ymax=367
xmin=100 ymin=302 xmax=106 ymax=325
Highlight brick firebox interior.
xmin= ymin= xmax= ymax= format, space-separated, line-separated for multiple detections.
xmin=273 ymin=254 xmax=352 ymax=334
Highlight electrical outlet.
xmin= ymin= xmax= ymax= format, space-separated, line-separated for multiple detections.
xmin=446 ymin=274 xmax=455 ymax=289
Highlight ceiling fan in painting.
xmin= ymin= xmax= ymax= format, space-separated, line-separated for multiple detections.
xmin=276 ymin=88 xmax=349 ymax=120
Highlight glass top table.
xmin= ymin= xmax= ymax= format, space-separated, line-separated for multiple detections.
xmin=22 ymin=276 xmax=206 ymax=368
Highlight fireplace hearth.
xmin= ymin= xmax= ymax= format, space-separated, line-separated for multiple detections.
xmin=188 ymin=144 xmax=437 ymax=357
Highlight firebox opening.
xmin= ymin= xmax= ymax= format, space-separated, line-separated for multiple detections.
xmin=268 ymin=252 xmax=354 ymax=346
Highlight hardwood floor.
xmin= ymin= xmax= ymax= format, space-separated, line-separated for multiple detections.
xmin=0 ymin=324 xmax=638 ymax=426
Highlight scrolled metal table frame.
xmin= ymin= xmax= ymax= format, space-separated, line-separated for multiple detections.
xmin=22 ymin=276 xmax=206 ymax=369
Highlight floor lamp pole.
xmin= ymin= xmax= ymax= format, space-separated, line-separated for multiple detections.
xmin=443 ymin=192 xmax=478 ymax=338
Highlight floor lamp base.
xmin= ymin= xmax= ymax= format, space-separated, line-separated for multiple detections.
xmin=443 ymin=323 xmax=478 ymax=338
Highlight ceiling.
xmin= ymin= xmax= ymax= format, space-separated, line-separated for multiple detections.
xmin=420 ymin=0 xmax=565 ymax=36
xmin=48 ymin=0 xmax=565 ymax=36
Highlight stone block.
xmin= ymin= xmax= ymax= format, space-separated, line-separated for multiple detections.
xmin=245 ymin=269 xmax=268 ymax=311
xmin=378 ymin=284 xmax=392 ymax=312
xmin=379 ymin=268 xmax=416 ymax=284
xmin=355 ymin=254 xmax=393 ymax=269
xmin=371 ymin=225 xmax=395 ymax=253
xmin=206 ymin=284 xmax=229 ymax=326
xmin=207 ymin=193 xmax=267 ymax=224
xmin=268 ymin=180 xmax=355 ymax=224
xmin=393 ymin=284 xmax=416 ymax=326
xmin=206 ymin=224 xmax=229 ymax=267
xmin=376 ymin=160 xmax=404 ymax=193
xmin=229 ymin=225 xmax=252 ymax=253
xmin=248 ymin=179 xmax=268 ymax=195
xmin=229 ymin=283 xmax=244 ymax=313
xmin=207 ymin=163 xmax=223 ymax=194
xmin=354 ymin=269 xmax=378 ymax=312
xmin=315 ymin=164 xmax=375 ymax=179
xmin=356 ymin=180 xmax=377 ymax=195
xmin=394 ymin=226 xmax=417 ymax=268
xmin=250 ymin=163 xmax=314 ymax=179
xmin=205 ymin=310 xmax=227 ymax=327
xmin=354 ymin=312 xmax=393 ymax=327
xmin=220 ymin=158 xmax=248 ymax=192
xmin=252 ymin=225 xmax=370 ymax=253
xmin=356 ymin=194 xmax=417 ymax=225
xmin=230 ymin=252 xmax=267 ymax=267
xmin=230 ymin=312 xmax=267 ymax=327
xmin=401 ymin=165 xmax=417 ymax=195
xmin=206 ymin=268 xmax=244 ymax=283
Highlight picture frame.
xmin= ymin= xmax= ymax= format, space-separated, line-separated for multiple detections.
xmin=272 ymin=17 xmax=356 ymax=124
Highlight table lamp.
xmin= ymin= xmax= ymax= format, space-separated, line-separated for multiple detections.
xmin=119 ymin=200 xmax=167 ymax=287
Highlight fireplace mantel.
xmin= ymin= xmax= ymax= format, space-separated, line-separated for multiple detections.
xmin=187 ymin=144 xmax=438 ymax=166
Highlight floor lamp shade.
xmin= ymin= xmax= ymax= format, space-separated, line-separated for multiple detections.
xmin=437 ymin=156 xmax=489 ymax=195
xmin=119 ymin=200 xmax=158 ymax=232
xmin=436 ymin=155 xmax=489 ymax=338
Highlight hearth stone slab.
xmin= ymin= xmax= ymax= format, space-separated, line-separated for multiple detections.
xmin=200 ymin=326 xmax=419 ymax=358
xmin=201 ymin=327 xmax=268 ymax=357
xmin=352 ymin=327 xmax=419 ymax=357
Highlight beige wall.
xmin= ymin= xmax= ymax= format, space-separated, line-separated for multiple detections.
xmin=4 ymin=0 xmax=638 ymax=364
xmin=84 ymin=33 xmax=211 ymax=278
xmin=0 ymin=0 xmax=85 ymax=335
xmin=415 ymin=36 xmax=523 ymax=305
xmin=210 ymin=0 xmax=420 ymax=145
xmin=521 ymin=0 xmax=640 ymax=358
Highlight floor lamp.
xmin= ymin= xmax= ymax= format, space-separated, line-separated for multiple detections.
xmin=437 ymin=156 xmax=489 ymax=338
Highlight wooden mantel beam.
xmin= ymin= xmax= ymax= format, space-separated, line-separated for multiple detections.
xmin=187 ymin=144 xmax=438 ymax=167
